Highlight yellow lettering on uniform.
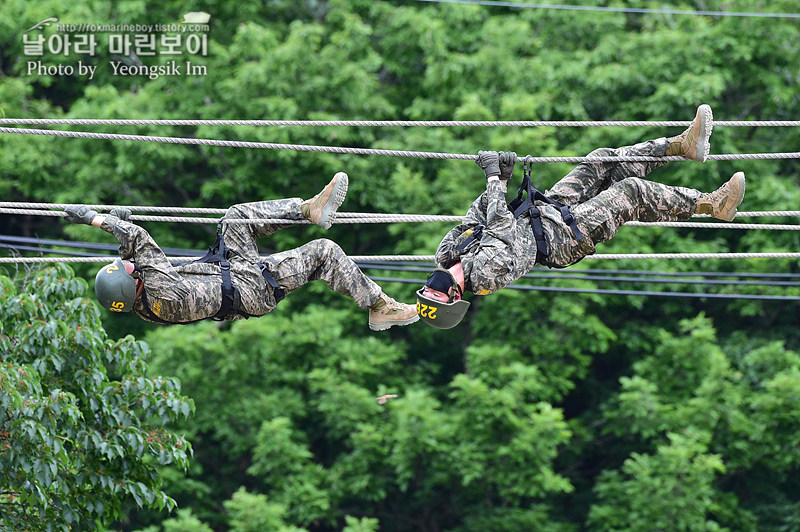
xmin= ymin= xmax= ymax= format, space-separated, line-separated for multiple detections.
xmin=476 ymin=289 xmax=491 ymax=296
xmin=427 ymin=306 xmax=437 ymax=319
xmin=151 ymin=300 xmax=162 ymax=316
xmin=110 ymin=301 xmax=125 ymax=312
xmin=105 ymin=264 xmax=120 ymax=274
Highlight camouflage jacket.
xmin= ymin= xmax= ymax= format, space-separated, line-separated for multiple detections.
xmin=100 ymin=215 xmax=276 ymax=324
xmin=434 ymin=180 xmax=565 ymax=295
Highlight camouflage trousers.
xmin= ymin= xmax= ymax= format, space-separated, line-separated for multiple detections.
xmin=222 ymin=198 xmax=382 ymax=309
xmin=540 ymin=138 xmax=701 ymax=267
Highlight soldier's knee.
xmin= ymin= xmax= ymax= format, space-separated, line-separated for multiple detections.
xmin=618 ymin=177 xmax=645 ymax=198
xmin=311 ymin=238 xmax=346 ymax=260
xmin=588 ymin=147 xmax=615 ymax=158
xmin=225 ymin=204 xmax=248 ymax=218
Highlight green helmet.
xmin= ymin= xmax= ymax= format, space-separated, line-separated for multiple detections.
xmin=95 ymin=258 xmax=137 ymax=313
xmin=416 ymin=288 xmax=470 ymax=329
xmin=416 ymin=268 xmax=471 ymax=330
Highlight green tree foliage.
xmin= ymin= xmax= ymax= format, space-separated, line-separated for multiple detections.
xmin=0 ymin=265 xmax=194 ymax=530
xmin=3 ymin=0 xmax=800 ymax=530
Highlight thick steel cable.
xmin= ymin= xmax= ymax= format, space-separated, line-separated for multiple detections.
xmin=1 ymin=127 xmax=799 ymax=162
xmin=3 ymin=207 xmax=800 ymax=231
xmin=624 ymin=221 xmax=800 ymax=231
xmin=0 ymin=208 xmax=457 ymax=224
xmin=3 ymin=252 xmax=800 ymax=264
xmin=1 ymin=118 xmax=800 ymax=127
xmin=1 ymin=202 xmax=799 ymax=218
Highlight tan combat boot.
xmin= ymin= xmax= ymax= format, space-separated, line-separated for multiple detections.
xmin=301 ymin=172 xmax=348 ymax=229
xmin=368 ymin=293 xmax=420 ymax=331
xmin=666 ymin=104 xmax=713 ymax=162
xmin=695 ymin=172 xmax=746 ymax=222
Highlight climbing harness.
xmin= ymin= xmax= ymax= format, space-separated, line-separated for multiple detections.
xmin=449 ymin=157 xmax=584 ymax=266
xmin=137 ymin=223 xmax=285 ymax=324
xmin=508 ymin=156 xmax=583 ymax=265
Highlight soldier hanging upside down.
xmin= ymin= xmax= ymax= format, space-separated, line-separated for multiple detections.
xmin=64 ymin=172 xmax=419 ymax=331
xmin=417 ymin=104 xmax=747 ymax=329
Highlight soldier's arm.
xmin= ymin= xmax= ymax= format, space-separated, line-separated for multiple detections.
xmin=480 ymin=178 xmax=514 ymax=245
xmin=467 ymin=179 xmax=518 ymax=294
xmin=434 ymin=191 xmax=489 ymax=268
xmin=95 ymin=214 xmax=176 ymax=275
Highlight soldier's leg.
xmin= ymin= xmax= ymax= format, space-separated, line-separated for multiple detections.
xmin=267 ymin=238 xmax=382 ymax=308
xmin=222 ymin=198 xmax=306 ymax=262
xmin=223 ymin=172 xmax=348 ymax=261
xmin=574 ymin=177 xmax=699 ymax=244
xmin=546 ymin=105 xmax=712 ymax=206
xmin=545 ymin=139 xmax=671 ymax=206
xmin=543 ymin=177 xmax=700 ymax=267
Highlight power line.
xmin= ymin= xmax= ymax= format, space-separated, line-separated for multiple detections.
xmin=361 ymin=261 xmax=800 ymax=279
xmin=0 ymin=235 xmax=202 ymax=258
xmin=4 ymin=237 xmax=798 ymax=300
xmin=369 ymin=277 xmax=800 ymax=301
xmin=356 ymin=263 xmax=800 ymax=288
xmin=5 ymin=235 xmax=800 ymax=286
xmin=405 ymin=0 xmax=800 ymax=19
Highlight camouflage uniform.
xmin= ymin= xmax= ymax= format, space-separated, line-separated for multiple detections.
xmin=101 ymin=198 xmax=382 ymax=324
xmin=435 ymin=139 xmax=700 ymax=295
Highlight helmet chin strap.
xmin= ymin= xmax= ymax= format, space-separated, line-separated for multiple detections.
xmin=448 ymin=281 xmax=463 ymax=303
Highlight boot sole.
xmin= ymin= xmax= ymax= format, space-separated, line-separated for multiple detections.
xmin=720 ymin=171 xmax=746 ymax=222
xmin=369 ymin=314 xmax=420 ymax=331
xmin=695 ymin=104 xmax=713 ymax=162
xmin=317 ymin=172 xmax=349 ymax=230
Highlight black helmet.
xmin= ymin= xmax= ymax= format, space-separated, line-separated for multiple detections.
xmin=95 ymin=258 xmax=137 ymax=312
xmin=416 ymin=268 xmax=470 ymax=329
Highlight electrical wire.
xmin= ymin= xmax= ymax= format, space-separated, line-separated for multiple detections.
xmin=369 ymin=276 xmax=800 ymax=302
xmin=3 ymin=236 xmax=799 ymax=302
xmin=405 ymin=0 xmax=800 ymax=19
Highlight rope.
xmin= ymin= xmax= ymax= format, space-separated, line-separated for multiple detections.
xmin=625 ymin=221 xmax=800 ymax=231
xmin=0 ymin=208 xmax=463 ymax=225
xmin=3 ymin=207 xmax=800 ymax=230
xmin=2 ymin=202 xmax=799 ymax=218
xmin=3 ymin=252 xmax=800 ymax=264
xmin=352 ymin=253 xmax=800 ymax=261
xmin=1 ymin=118 xmax=799 ymax=127
xmin=2 ymin=126 xmax=798 ymax=162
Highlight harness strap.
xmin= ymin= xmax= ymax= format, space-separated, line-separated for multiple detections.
xmin=139 ymin=225 xmax=284 ymax=324
xmin=455 ymin=224 xmax=485 ymax=251
xmin=195 ymin=229 xmax=237 ymax=321
xmin=508 ymin=157 xmax=583 ymax=263
xmin=257 ymin=263 xmax=286 ymax=303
